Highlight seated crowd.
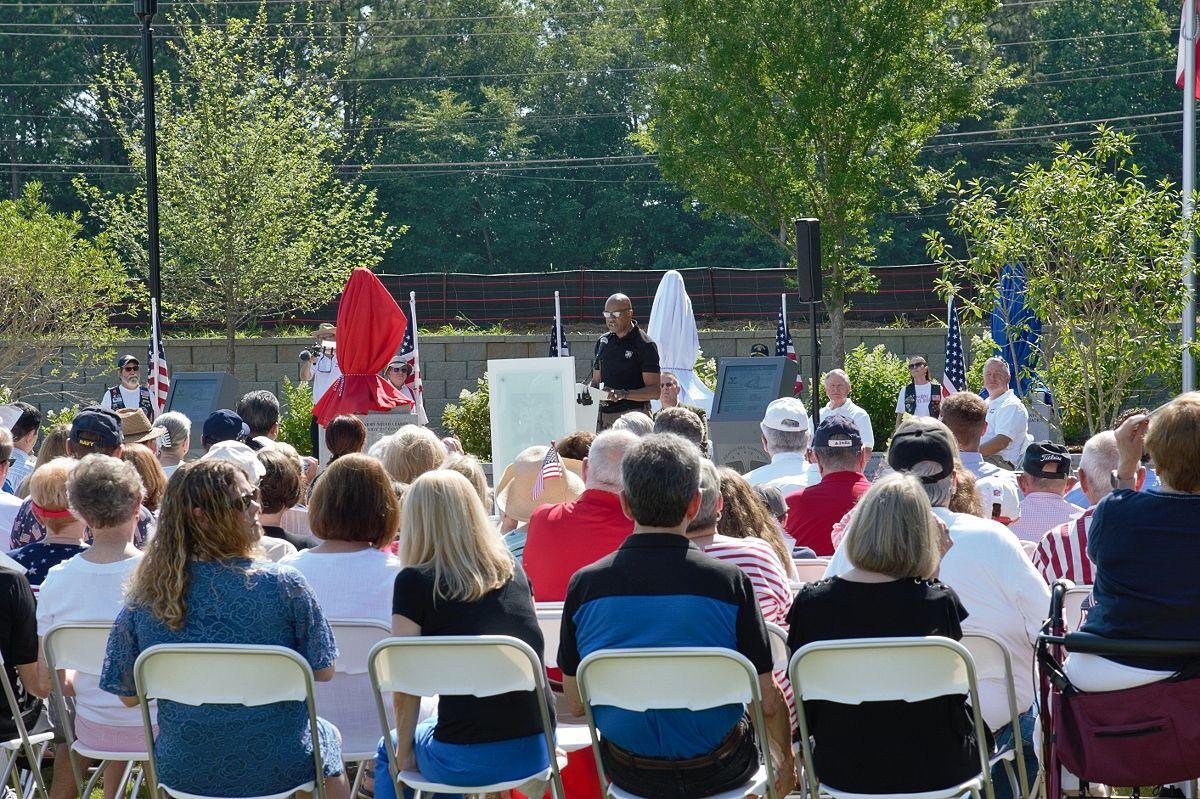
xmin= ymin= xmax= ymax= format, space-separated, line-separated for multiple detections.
xmin=0 ymin=378 xmax=1196 ymax=799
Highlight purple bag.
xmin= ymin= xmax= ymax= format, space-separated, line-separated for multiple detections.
xmin=1053 ymin=676 xmax=1200 ymax=786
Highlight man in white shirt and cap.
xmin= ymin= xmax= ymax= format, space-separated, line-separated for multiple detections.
xmin=742 ymin=397 xmax=817 ymax=496
xmin=99 ymin=354 xmax=156 ymax=421
xmin=820 ymin=369 xmax=874 ymax=456
xmin=980 ymin=357 xmax=1029 ymax=470
xmin=299 ymin=323 xmax=342 ymax=455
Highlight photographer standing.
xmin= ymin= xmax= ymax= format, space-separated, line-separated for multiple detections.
xmin=590 ymin=293 xmax=660 ymax=431
xmin=299 ymin=323 xmax=342 ymax=456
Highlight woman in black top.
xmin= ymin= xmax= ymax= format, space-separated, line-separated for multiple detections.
xmin=787 ymin=473 xmax=982 ymax=794
xmin=376 ymin=470 xmax=549 ymax=798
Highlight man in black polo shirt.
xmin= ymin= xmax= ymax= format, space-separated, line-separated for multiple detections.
xmin=559 ymin=433 xmax=795 ymax=798
xmin=591 ymin=293 xmax=661 ymax=431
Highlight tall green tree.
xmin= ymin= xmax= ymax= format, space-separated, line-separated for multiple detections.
xmin=77 ymin=7 xmax=398 ymax=369
xmin=0 ymin=182 xmax=127 ymax=399
xmin=929 ymin=128 xmax=1191 ymax=435
xmin=643 ymin=0 xmax=1010 ymax=362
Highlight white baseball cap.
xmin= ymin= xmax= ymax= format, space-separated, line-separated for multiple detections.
xmin=976 ymin=472 xmax=1020 ymax=526
xmin=202 ymin=440 xmax=266 ymax=485
xmin=761 ymin=398 xmax=811 ymax=432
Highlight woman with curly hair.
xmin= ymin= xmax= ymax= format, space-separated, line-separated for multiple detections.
xmin=716 ymin=467 xmax=797 ymax=578
xmin=99 ymin=460 xmax=349 ymax=799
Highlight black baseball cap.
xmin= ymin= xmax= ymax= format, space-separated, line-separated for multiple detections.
xmin=888 ymin=426 xmax=956 ymax=484
xmin=1023 ymin=441 xmax=1072 ymax=479
xmin=812 ymin=417 xmax=863 ymax=450
xmin=203 ymin=409 xmax=249 ymax=444
xmin=749 ymin=344 xmax=770 ymax=357
xmin=71 ymin=406 xmax=124 ymax=451
xmin=116 ymin=354 xmax=140 ymax=369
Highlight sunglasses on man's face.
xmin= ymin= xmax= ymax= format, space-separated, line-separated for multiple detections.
xmin=122 ymin=365 xmax=139 ymax=373
xmin=602 ymin=309 xmax=631 ymax=320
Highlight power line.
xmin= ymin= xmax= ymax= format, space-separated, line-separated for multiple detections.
xmin=931 ymin=109 xmax=1181 ymax=139
xmin=0 ymin=7 xmax=650 ymax=26
xmin=0 ymin=24 xmax=647 ymax=39
xmin=1025 ymin=66 xmax=1173 ymax=85
xmin=1030 ymin=54 xmax=1172 ymax=78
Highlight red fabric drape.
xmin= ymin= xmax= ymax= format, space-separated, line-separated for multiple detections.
xmin=312 ymin=268 xmax=413 ymax=426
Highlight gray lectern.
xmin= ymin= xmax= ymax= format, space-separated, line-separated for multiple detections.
xmin=164 ymin=372 xmax=241 ymax=453
xmin=710 ymin=357 xmax=800 ymax=473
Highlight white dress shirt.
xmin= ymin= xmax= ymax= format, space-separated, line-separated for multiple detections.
xmin=820 ymin=401 xmax=875 ymax=449
xmin=983 ymin=390 xmax=1030 ymax=465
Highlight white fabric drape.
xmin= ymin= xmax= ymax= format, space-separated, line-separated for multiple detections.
xmin=647 ymin=270 xmax=714 ymax=414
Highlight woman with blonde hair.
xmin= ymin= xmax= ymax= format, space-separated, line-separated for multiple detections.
xmin=9 ymin=458 xmax=85 ymax=585
xmin=440 ymin=453 xmax=490 ymax=510
xmin=786 ymin=473 xmax=974 ymax=794
xmin=374 ymin=470 xmax=548 ymax=799
xmin=121 ymin=443 xmax=168 ymax=513
xmin=716 ymin=467 xmax=797 ymax=578
xmin=379 ymin=425 xmax=446 ymax=484
xmin=99 ymin=460 xmax=349 ymax=799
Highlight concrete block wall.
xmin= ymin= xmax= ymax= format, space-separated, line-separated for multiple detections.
xmin=30 ymin=327 xmax=951 ymax=434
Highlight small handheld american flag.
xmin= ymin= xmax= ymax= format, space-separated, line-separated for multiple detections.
xmin=532 ymin=443 xmax=563 ymax=500
xmin=942 ymin=296 xmax=968 ymax=397
xmin=147 ymin=298 xmax=169 ymax=418
xmin=775 ymin=298 xmax=804 ymax=396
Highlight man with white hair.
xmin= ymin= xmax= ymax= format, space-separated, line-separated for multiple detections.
xmin=523 ymin=429 xmax=640 ymax=603
xmin=820 ymin=369 xmax=874 ymax=455
xmin=980 ymin=357 xmax=1029 ymax=469
xmin=826 ymin=418 xmax=1046 ymax=798
xmin=1034 ymin=431 xmax=1144 ymax=586
xmin=742 ymin=397 xmax=816 ymax=495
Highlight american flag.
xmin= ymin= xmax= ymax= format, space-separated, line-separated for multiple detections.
xmin=398 ymin=297 xmax=429 ymax=425
xmin=549 ymin=316 xmax=570 ymax=357
xmin=532 ymin=442 xmax=563 ymax=500
xmin=147 ymin=298 xmax=169 ymax=418
xmin=942 ymin=296 xmax=968 ymax=397
xmin=775 ymin=304 xmax=804 ymax=396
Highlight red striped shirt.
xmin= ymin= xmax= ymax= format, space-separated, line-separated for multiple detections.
xmin=1034 ymin=508 xmax=1095 ymax=586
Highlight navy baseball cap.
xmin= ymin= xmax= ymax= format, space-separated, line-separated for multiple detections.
xmin=888 ymin=426 xmax=956 ymax=484
xmin=203 ymin=409 xmax=249 ymax=444
xmin=1023 ymin=441 xmax=1072 ymax=479
xmin=812 ymin=417 xmax=862 ymax=450
xmin=71 ymin=406 xmax=124 ymax=451
xmin=116 ymin=354 xmax=140 ymax=369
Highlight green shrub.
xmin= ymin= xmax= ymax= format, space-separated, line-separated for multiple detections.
xmin=43 ymin=405 xmax=79 ymax=435
xmin=442 ymin=377 xmax=492 ymax=460
xmin=278 ymin=377 xmax=314 ymax=456
xmin=818 ymin=344 xmax=909 ymax=448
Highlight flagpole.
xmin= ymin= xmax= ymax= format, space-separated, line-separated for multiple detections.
xmin=1185 ymin=0 xmax=1197 ymax=391
xmin=408 ymin=291 xmax=420 ymax=364
xmin=780 ymin=292 xmax=787 ymax=325
xmin=554 ymin=291 xmax=563 ymax=355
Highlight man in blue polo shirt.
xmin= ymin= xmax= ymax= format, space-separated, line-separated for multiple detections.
xmin=559 ymin=433 xmax=795 ymax=798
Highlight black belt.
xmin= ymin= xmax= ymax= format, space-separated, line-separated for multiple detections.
xmin=602 ymin=720 xmax=747 ymax=771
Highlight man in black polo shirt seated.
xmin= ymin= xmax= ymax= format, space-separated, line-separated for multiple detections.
xmin=559 ymin=433 xmax=795 ymax=798
xmin=591 ymin=293 xmax=661 ymax=432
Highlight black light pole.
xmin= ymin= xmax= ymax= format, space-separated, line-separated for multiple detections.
xmin=794 ymin=218 xmax=823 ymax=426
xmin=135 ymin=0 xmax=162 ymax=320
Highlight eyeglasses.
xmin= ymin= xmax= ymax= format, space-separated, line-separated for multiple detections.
xmin=233 ymin=489 xmax=260 ymax=512
xmin=602 ymin=309 xmax=631 ymax=320
xmin=389 ymin=366 xmax=405 ymax=373
xmin=909 ymin=363 xmax=925 ymax=370
xmin=121 ymin=365 xmax=139 ymax=373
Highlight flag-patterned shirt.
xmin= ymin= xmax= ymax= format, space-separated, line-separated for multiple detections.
xmin=1034 ymin=508 xmax=1095 ymax=586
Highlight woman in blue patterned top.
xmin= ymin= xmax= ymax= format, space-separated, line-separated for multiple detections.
xmin=100 ymin=460 xmax=349 ymax=799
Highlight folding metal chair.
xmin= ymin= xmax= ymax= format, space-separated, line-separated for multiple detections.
xmin=575 ymin=647 xmax=777 ymax=799
xmin=789 ymin=636 xmax=996 ymax=799
xmin=765 ymin=623 xmax=790 ymax=673
xmin=133 ymin=644 xmax=328 ymax=799
xmin=0 ymin=649 xmax=51 ymax=799
xmin=368 ymin=635 xmax=565 ymax=799
xmin=792 ymin=558 xmax=830 ymax=585
xmin=535 ymin=602 xmax=591 ymax=753
xmin=323 ymin=620 xmax=393 ymax=798
xmin=43 ymin=622 xmax=148 ymax=799
xmin=962 ymin=633 xmax=1032 ymax=799
xmin=1061 ymin=586 xmax=1092 ymax=633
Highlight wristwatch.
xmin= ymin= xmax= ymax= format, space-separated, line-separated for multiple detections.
xmin=1110 ymin=470 xmax=1137 ymax=490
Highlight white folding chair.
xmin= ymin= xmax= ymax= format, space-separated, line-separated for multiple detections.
xmin=368 ymin=635 xmax=565 ymax=799
xmin=324 ymin=620 xmax=393 ymax=798
xmin=43 ymin=622 xmax=148 ymax=799
xmin=0 ymin=649 xmax=51 ymax=799
xmin=133 ymin=644 xmax=328 ymax=799
xmin=765 ymin=623 xmax=790 ymax=673
xmin=962 ymin=633 xmax=1032 ymax=799
xmin=575 ymin=647 xmax=776 ymax=799
xmin=1062 ymin=587 xmax=1092 ymax=632
xmin=535 ymin=602 xmax=591 ymax=753
xmin=789 ymin=636 xmax=996 ymax=799
xmin=792 ymin=558 xmax=830 ymax=585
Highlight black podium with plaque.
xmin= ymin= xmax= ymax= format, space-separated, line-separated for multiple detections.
xmin=709 ymin=357 xmax=801 ymax=472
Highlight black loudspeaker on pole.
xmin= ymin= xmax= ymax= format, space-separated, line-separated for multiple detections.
xmin=794 ymin=218 xmax=822 ymax=425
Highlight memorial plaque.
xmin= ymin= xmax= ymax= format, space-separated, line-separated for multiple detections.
xmin=488 ymin=357 xmax=577 ymax=475
xmin=709 ymin=357 xmax=800 ymax=470
xmin=164 ymin=372 xmax=241 ymax=454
